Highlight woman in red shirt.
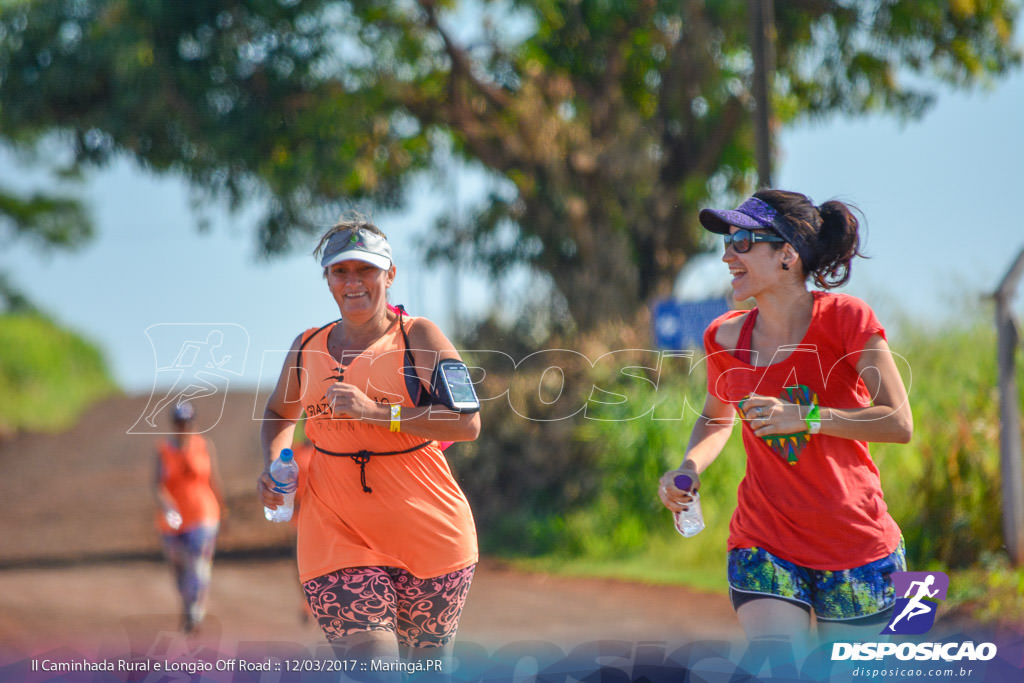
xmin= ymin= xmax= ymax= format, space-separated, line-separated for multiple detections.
xmin=658 ymin=190 xmax=913 ymax=654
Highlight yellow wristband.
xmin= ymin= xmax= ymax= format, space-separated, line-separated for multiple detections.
xmin=389 ymin=404 xmax=401 ymax=432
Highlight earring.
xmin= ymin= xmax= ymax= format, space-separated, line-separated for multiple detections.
xmin=781 ymin=262 xmax=790 ymax=271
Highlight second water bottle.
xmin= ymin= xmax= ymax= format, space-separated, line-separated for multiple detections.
xmin=264 ymin=448 xmax=299 ymax=523
xmin=672 ymin=473 xmax=705 ymax=538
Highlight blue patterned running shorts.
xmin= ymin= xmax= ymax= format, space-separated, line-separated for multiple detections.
xmin=727 ymin=538 xmax=906 ymax=622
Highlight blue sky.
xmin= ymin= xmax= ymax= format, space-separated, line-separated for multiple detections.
xmin=2 ymin=61 xmax=1022 ymax=394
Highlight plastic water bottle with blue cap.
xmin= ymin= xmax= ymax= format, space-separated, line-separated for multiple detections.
xmin=264 ymin=448 xmax=299 ymax=523
xmin=672 ymin=473 xmax=705 ymax=537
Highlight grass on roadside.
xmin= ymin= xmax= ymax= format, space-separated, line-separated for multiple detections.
xmin=0 ymin=312 xmax=118 ymax=435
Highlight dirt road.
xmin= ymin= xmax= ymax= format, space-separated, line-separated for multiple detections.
xmin=5 ymin=394 xmax=1019 ymax=682
xmin=0 ymin=394 xmax=741 ymax=680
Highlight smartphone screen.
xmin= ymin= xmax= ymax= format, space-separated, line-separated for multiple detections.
xmin=440 ymin=361 xmax=480 ymax=410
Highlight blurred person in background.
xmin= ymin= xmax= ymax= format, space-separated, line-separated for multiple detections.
xmin=659 ymin=190 xmax=913 ymax=659
xmin=153 ymin=400 xmax=225 ymax=635
xmin=257 ymin=215 xmax=480 ymax=677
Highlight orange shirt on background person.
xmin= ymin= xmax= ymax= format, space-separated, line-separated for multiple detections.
xmin=294 ymin=316 xmax=479 ymax=584
xmin=156 ymin=435 xmax=221 ymax=533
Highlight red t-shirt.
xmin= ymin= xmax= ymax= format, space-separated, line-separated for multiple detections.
xmin=703 ymin=291 xmax=902 ymax=570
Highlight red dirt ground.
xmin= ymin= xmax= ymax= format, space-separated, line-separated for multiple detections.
xmin=0 ymin=394 xmax=742 ymax=677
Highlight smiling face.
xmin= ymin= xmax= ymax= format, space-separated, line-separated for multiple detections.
xmin=326 ymin=259 xmax=396 ymax=321
xmin=722 ymin=226 xmax=792 ymax=300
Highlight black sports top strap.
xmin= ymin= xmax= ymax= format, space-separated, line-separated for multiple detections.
xmin=298 ymin=309 xmax=432 ymax=406
xmin=298 ymin=308 xmax=436 ymax=494
xmin=299 ymin=311 xmax=436 ymax=497
xmin=295 ymin=318 xmax=341 ymax=387
xmin=395 ymin=306 xmax=435 ymax=407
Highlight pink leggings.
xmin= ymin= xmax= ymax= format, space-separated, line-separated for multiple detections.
xmin=302 ymin=565 xmax=475 ymax=648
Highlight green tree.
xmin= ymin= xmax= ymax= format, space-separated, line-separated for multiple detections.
xmin=0 ymin=177 xmax=93 ymax=311
xmin=0 ymin=0 xmax=1018 ymax=329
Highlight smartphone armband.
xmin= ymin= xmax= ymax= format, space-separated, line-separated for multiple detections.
xmin=432 ymin=359 xmax=481 ymax=413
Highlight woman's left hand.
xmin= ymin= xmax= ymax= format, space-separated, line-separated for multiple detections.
xmin=740 ymin=394 xmax=808 ymax=437
xmin=326 ymin=381 xmax=381 ymax=421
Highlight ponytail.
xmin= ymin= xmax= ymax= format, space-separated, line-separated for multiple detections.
xmin=753 ymin=190 xmax=865 ymax=290
xmin=812 ymin=200 xmax=862 ymax=289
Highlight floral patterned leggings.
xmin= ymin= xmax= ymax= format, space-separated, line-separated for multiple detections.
xmin=302 ymin=565 xmax=476 ymax=648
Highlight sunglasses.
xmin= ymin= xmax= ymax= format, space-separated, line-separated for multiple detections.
xmin=723 ymin=228 xmax=786 ymax=253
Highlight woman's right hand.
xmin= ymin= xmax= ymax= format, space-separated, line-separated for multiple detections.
xmin=258 ymin=470 xmax=284 ymax=510
xmin=163 ymin=507 xmax=183 ymax=530
xmin=658 ymin=463 xmax=701 ymax=513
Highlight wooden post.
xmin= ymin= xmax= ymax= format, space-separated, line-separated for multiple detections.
xmin=994 ymin=247 xmax=1024 ymax=565
xmin=749 ymin=0 xmax=776 ymax=189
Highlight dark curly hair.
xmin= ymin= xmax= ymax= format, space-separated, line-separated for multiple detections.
xmin=755 ymin=189 xmax=865 ymax=289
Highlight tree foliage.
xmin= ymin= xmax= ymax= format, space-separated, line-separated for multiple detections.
xmin=0 ymin=0 xmax=1018 ymax=329
xmin=0 ymin=183 xmax=91 ymax=250
xmin=0 ymin=164 xmax=93 ymax=311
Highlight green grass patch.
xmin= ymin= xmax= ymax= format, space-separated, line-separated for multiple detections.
xmin=504 ymin=529 xmax=731 ymax=593
xmin=945 ymin=556 xmax=1024 ymax=628
xmin=0 ymin=312 xmax=118 ymax=434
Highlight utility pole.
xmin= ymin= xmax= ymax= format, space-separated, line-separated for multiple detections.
xmin=994 ymin=247 xmax=1024 ymax=565
xmin=749 ymin=0 xmax=776 ymax=189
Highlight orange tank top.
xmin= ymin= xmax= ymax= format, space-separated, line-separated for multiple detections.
xmin=156 ymin=435 xmax=220 ymax=533
xmin=293 ymin=316 xmax=478 ymax=582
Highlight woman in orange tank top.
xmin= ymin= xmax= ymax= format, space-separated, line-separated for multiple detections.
xmin=153 ymin=401 xmax=224 ymax=635
xmin=257 ymin=215 xmax=481 ymax=671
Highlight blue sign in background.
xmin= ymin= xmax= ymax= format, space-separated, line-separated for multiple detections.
xmin=652 ymin=298 xmax=731 ymax=350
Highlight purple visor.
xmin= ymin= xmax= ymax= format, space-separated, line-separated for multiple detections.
xmin=700 ymin=196 xmax=813 ymax=265
xmin=699 ymin=196 xmax=778 ymax=234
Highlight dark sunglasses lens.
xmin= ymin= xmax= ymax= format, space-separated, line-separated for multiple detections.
xmin=727 ymin=229 xmax=753 ymax=253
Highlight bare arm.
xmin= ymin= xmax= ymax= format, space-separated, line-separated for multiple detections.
xmin=741 ymin=334 xmax=913 ymax=444
xmin=658 ymin=392 xmax=736 ymax=512
xmin=206 ymin=440 xmax=228 ymax=515
xmin=258 ymin=335 xmax=305 ymax=509
xmin=153 ymin=451 xmax=181 ymax=528
xmin=153 ymin=452 xmax=175 ymax=510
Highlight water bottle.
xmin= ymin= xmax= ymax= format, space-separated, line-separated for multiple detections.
xmin=672 ymin=473 xmax=705 ymax=538
xmin=264 ymin=448 xmax=298 ymax=522
xmin=164 ymin=509 xmax=183 ymax=531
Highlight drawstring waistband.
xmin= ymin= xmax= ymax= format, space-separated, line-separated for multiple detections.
xmin=314 ymin=442 xmax=431 ymax=493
